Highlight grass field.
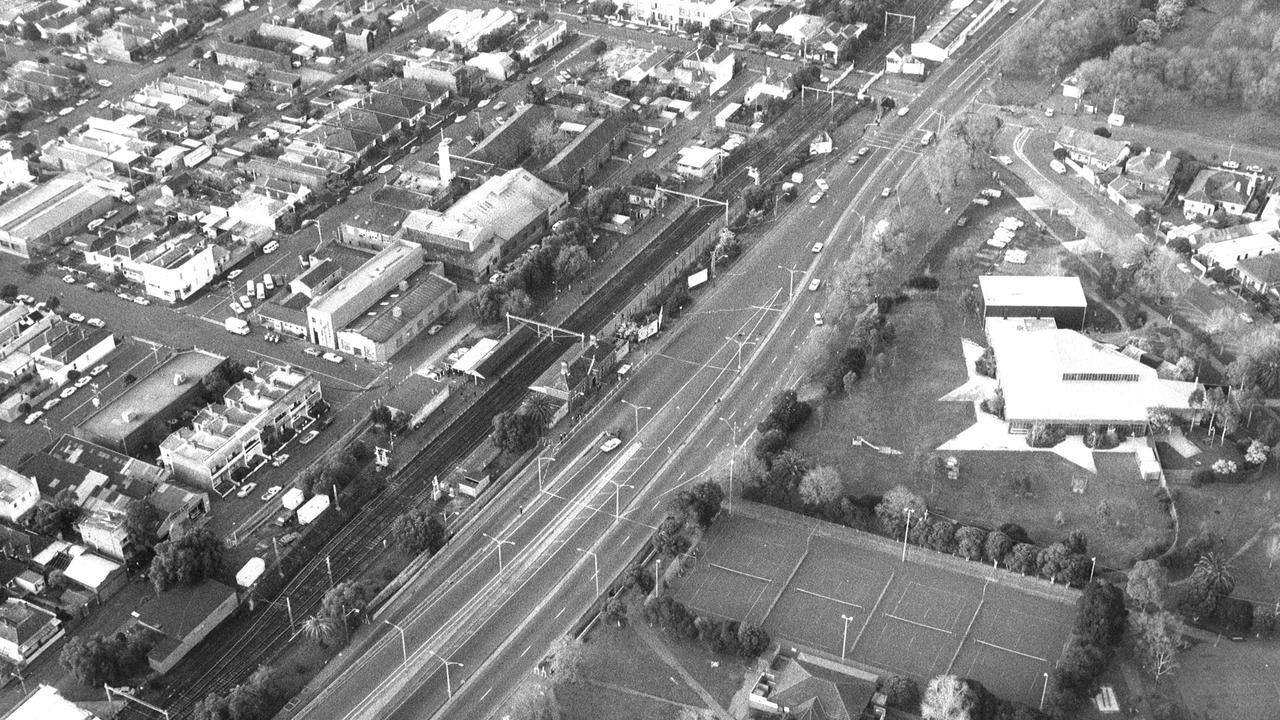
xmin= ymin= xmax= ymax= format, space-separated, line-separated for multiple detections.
xmin=675 ymin=506 xmax=1077 ymax=707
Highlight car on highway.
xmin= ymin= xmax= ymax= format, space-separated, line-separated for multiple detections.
xmin=97 ymin=79 xmax=112 ymax=87
xmin=228 ymin=269 xmax=243 ymax=280
xmin=132 ymin=296 xmax=150 ymax=306
xmin=236 ymin=482 xmax=259 ymax=499
xmin=86 ymin=318 xmax=105 ymax=328
xmin=897 ymin=106 xmax=910 ymax=117
xmin=271 ymin=454 xmax=290 ymax=467
xmin=813 ymin=312 xmax=824 ymax=326
xmin=24 ymin=411 xmax=43 ymax=425
xmin=811 ymin=242 xmax=824 ymax=253
xmin=60 ymin=386 xmax=77 ymax=399
xmin=90 ymin=364 xmax=108 ymax=376
xmin=808 ymin=192 xmax=823 ymax=205
xmin=599 ymin=436 xmax=623 ymax=453
xmin=642 ymin=147 xmax=657 ymax=159
xmin=322 ymin=352 xmax=344 ymax=364
xmin=68 ymin=312 xmax=85 ymax=323
xmin=808 ymin=278 xmax=822 ymax=291
xmin=299 ymin=429 xmax=320 ymax=445
xmin=303 ymin=347 xmax=323 ymax=357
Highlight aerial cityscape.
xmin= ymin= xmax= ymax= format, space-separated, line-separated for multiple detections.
xmin=0 ymin=0 xmax=1273 ymax=718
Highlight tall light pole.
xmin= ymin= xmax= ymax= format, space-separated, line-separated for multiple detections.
xmin=620 ymin=399 xmax=650 ymax=434
xmin=536 ymin=454 xmax=556 ymax=492
xmin=1039 ymin=672 xmax=1049 ymax=710
xmin=724 ymin=333 xmax=756 ymax=372
xmin=840 ymin=613 xmax=856 ymax=661
xmin=605 ymin=480 xmax=633 ymax=519
xmin=1089 ymin=556 xmax=1097 ymax=583
xmin=428 ymin=650 xmax=463 ymax=699
xmin=718 ymin=417 xmax=739 ymax=514
xmin=576 ymin=547 xmax=600 ymax=598
xmin=779 ymin=265 xmax=805 ymax=296
xmin=482 ymin=532 xmax=513 ymax=571
xmin=901 ymin=508 xmax=914 ymax=563
xmin=383 ymin=620 xmax=407 ymax=669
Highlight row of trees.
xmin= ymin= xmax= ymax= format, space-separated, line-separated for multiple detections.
xmin=921 ymin=112 xmax=1003 ymax=207
xmin=60 ymin=628 xmax=156 ymax=686
xmin=1045 ymin=581 xmax=1127 ymax=714
xmin=193 ymin=666 xmax=286 ymax=720
xmin=473 ymin=218 xmax=595 ymax=324
xmin=999 ymin=0 xmax=1144 ymax=80
xmin=641 ymin=595 xmax=771 ymax=658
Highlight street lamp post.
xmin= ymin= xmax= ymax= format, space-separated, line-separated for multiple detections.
xmin=605 ymin=480 xmax=634 ymax=519
xmin=901 ymin=508 xmax=915 ymax=563
xmin=718 ymin=417 xmax=739 ymax=514
xmin=536 ymin=454 xmax=556 ymax=492
xmin=1040 ymin=672 xmax=1050 ymax=710
xmin=383 ymin=620 xmax=408 ymax=669
xmin=621 ymin=399 xmax=651 ymax=434
xmin=725 ymin=333 xmax=756 ymax=372
xmin=840 ymin=613 xmax=856 ymax=661
xmin=779 ymin=265 xmax=806 ymax=296
xmin=428 ymin=650 xmax=463 ymax=699
xmin=577 ymin=547 xmax=600 ymax=597
xmin=482 ymin=532 xmax=514 ymax=571
xmin=1089 ymin=556 xmax=1097 ymax=583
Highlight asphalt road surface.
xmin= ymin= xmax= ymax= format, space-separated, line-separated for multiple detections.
xmin=285 ymin=6 xmax=1037 ymax=720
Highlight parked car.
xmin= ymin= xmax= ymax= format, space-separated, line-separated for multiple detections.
xmin=236 ymin=482 xmax=258 ymax=499
xmin=75 ymin=376 xmax=92 ymax=388
xmin=86 ymin=318 xmax=105 ymax=328
xmin=642 ymin=147 xmax=657 ymax=159
xmin=303 ymin=347 xmax=323 ymax=357
xmin=262 ymin=241 xmax=279 ymax=254
xmin=271 ymin=454 xmax=290 ymax=468
xmin=228 ymin=269 xmax=243 ymax=280
xmin=42 ymin=398 xmax=60 ymax=411
xmin=322 ymin=352 xmax=344 ymax=364
xmin=811 ymin=242 xmax=824 ymax=253
xmin=299 ymin=430 xmax=320 ymax=445
xmin=881 ymin=187 xmax=892 ymax=198
xmin=599 ymin=436 xmax=622 ymax=453
xmin=60 ymin=387 xmax=77 ymax=399
xmin=427 ymin=324 xmax=444 ymax=335
xmin=813 ymin=312 xmax=824 ymax=326
xmin=24 ymin=411 xmax=43 ymax=425
xmin=808 ymin=278 xmax=822 ymax=291
xmin=97 ymin=79 xmax=112 ymax=88
xmin=90 ymin=364 xmax=108 ymax=376
xmin=68 ymin=312 xmax=85 ymax=323
xmin=62 ymin=274 xmax=77 ymax=284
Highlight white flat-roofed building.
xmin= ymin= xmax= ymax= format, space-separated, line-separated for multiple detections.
xmin=307 ymin=239 xmax=425 ymax=348
xmin=0 ymin=465 xmax=38 ymax=523
xmin=621 ymin=0 xmax=734 ymax=28
xmin=978 ymin=275 xmax=1088 ymax=331
xmin=676 ymin=145 xmax=722 ymax=179
xmin=159 ymin=362 xmax=322 ymax=487
xmin=427 ymin=8 xmax=517 ymax=51
xmin=5 ymin=684 xmax=101 ymax=720
xmin=0 ymin=174 xmax=115 ymax=259
xmin=122 ymin=235 xmax=229 ymax=303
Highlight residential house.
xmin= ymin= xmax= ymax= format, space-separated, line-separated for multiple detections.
xmin=515 ymin=20 xmax=569 ymax=64
xmin=886 ymin=44 xmax=926 ymax=78
xmin=1237 ymin=253 xmax=1280 ymax=294
xmin=0 ymin=466 xmax=39 ymax=523
xmin=676 ymin=145 xmax=722 ymax=179
xmin=1181 ymin=167 xmax=1262 ymax=219
xmin=0 ymin=598 xmax=62 ymax=666
xmin=621 ymin=0 xmax=735 ymax=28
xmin=1193 ymin=219 xmax=1280 ymax=270
xmin=1053 ymin=125 xmax=1130 ymax=173
xmin=721 ymin=0 xmax=771 ymax=35
xmin=749 ymin=650 xmax=880 ymax=720
xmin=469 ymin=103 xmax=554 ymax=168
xmin=1107 ymin=148 xmax=1180 ymax=217
xmin=212 ymin=41 xmax=286 ymax=73
xmin=467 ymin=52 xmax=517 ymax=82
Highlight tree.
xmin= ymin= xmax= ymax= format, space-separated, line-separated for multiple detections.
xmin=554 ymin=244 xmax=590 ymax=284
xmin=921 ymin=675 xmax=980 ymax=720
xmin=503 ymin=288 xmax=533 ymax=316
xmin=921 ymin=112 xmax=1001 ymax=205
xmin=390 ymin=508 xmax=448 ymax=556
xmin=1127 ymin=245 xmax=1193 ymax=303
xmin=1006 ymin=543 xmax=1039 ymax=575
xmin=30 ymin=491 xmax=81 ymax=538
xmin=879 ymin=675 xmax=922 ymax=711
xmin=472 ymin=284 xmax=506 ymax=324
xmin=737 ymin=623 xmax=771 ymax=657
xmin=954 ymin=526 xmax=987 ymax=561
xmin=984 ymin=531 xmax=1014 ymax=565
xmin=60 ymin=635 xmax=121 ymax=686
xmin=1130 ymin=610 xmax=1183 ymax=679
xmin=670 ymin=480 xmax=724 ymax=530
xmin=589 ymin=38 xmax=608 ymax=55
xmin=1190 ymin=552 xmax=1235 ymax=603
xmin=521 ymin=393 xmax=558 ymax=429
xmin=124 ymin=499 xmax=164 ymax=557
xmin=531 ymin=119 xmax=567 ymax=160
xmin=799 ymin=465 xmax=842 ymax=507
xmin=1036 ymin=542 xmax=1072 ymax=582
xmin=1229 ymin=330 xmax=1280 ymax=396
xmin=926 ymin=520 xmax=958 ymax=554
xmin=875 ymin=485 xmax=927 ymax=535
xmin=491 ymin=411 xmax=540 ymax=453
xmin=149 ymin=527 xmax=226 ymax=592
xmin=654 ymin=515 xmax=689 ymax=557
xmin=758 ymin=390 xmax=812 ymax=434
xmin=1126 ymin=559 xmax=1168 ymax=611
xmin=319 ymin=580 xmax=378 ymax=629
xmin=1075 ymin=580 xmax=1128 ymax=649
xmin=300 ymin=614 xmax=341 ymax=647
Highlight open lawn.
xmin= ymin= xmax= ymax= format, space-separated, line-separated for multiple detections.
xmin=1173 ymin=479 xmax=1280 ymax=602
xmin=675 ymin=505 xmax=1078 ymax=708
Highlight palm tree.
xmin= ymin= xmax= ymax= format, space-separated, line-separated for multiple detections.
xmin=1193 ymin=552 xmax=1236 ymax=598
xmin=300 ymin=615 xmax=340 ymax=648
xmin=521 ymin=394 xmax=557 ymax=430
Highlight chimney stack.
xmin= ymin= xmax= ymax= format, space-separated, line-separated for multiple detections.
xmin=438 ymin=138 xmax=453 ymax=184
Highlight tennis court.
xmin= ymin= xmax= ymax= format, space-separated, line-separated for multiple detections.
xmin=675 ymin=504 xmax=1077 ymax=707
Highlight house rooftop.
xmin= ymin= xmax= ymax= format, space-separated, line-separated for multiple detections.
xmin=342 ymin=268 xmax=457 ymax=344
xmin=79 ymin=350 xmax=226 ymax=442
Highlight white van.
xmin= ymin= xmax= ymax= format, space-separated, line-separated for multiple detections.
xmin=920 ymin=130 xmax=935 ymax=146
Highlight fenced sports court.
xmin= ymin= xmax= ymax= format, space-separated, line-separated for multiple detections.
xmin=674 ymin=503 xmax=1076 ymax=707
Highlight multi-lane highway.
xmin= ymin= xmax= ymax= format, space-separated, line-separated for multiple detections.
xmin=284 ymin=6 xmax=1040 ymax=720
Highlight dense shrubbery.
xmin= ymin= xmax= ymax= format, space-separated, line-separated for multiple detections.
xmin=1044 ymin=581 xmax=1127 ymax=714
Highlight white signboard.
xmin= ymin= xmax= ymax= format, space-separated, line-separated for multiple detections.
xmin=687 ymin=268 xmax=709 ymax=288
xmin=636 ymin=319 xmax=661 ymax=341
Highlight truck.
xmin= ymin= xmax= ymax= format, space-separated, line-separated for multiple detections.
xmin=280 ymin=487 xmax=306 ymax=511
xmin=224 ymin=317 xmax=250 ymax=335
xmin=296 ymin=494 xmax=331 ymax=525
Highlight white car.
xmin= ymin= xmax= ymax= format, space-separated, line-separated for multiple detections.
xmin=808 ymin=193 xmax=824 ymax=205
xmin=271 ymin=454 xmax=290 ymax=468
xmin=262 ymin=241 xmax=279 ymax=254
xmin=75 ymin=376 xmax=92 ymax=388
xmin=477 ymin=98 xmax=491 ymax=108
xmin=813 ymin=312 xmax=824 ymax=326
xmin=453 ymin=114 xmax=468 ymax=124
xmin=1177 ymin=263 xmax=1192 ymax=274
xmin=299 ymin=429 xmax=320 ymax=445
xmin=230 ymin=302 xmax=245 ymax=315
xmin=89 ymin=364 xmax=108 ymax=376
xmin=815 ymin=179 xmax=829 ymax=193
xmin=858 ymin=147 xmax=870 ymax=156
xmin=427 ymin=324 xmax=443 ymax=335
xmin=322 ymin=352 xmax=344 ymax=364
xmin=43 ymin=398 xmax=61 ymax=411
xmin=236 ymin=482 xmax=259 ymax=499
xmin=132 ymin=296 xmax=150 ymax=306
xmin=1044 ymin=107 xmax=1055 ymax=117
xmin=811 ymin=242 xmax=824 ymax=253
xmin=152 ymin=56 xmax=165 ymax=65
xmin=228 ymin=269 xmax=243 ymax=280
xmin=881 ymin=187 xmax=893 ymax=198
xmin=59 ymin=387 xmax=77 ymax=399
xmin=847 ymin=155 xmax=860 ymax=165
xmin=62 ymin=274 xmax=77 ymax=284
xmin=97 ymin=79 xmax=112 ymax=88
xmin=642 ymin=147 xmax=657 ymax=159
xmin=808 ymin=278 xmax=822 ymax=291
xmin=24 ymin=411 xmax=43 ymax=425
xmin=97 ymin=100 xmax=111 ymax=109
xmin=897 ymin=106 xmax=910 ymax=117
xmin=1240 ymin=311 xmax=1255 ymax=324
xmin=68 ymin=312 xmax=85 ymax=323
xmin=261 ymin=485 xmax=283 ymax=501
xmin=86 ymin=318 xmax=105 ymax=328
xmin=599 ymin=437 xmax=622 ymax=453
xmin=93 ymin=57 xmax=107 ymax=65
xmin=58 ymin=106 xmax=74 ymax=116
xmin=303 ymin=347 xmax=323 ymax=357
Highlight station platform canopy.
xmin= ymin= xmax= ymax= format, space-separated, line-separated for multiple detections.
xmin=451 ymin=338 xmax=500 ymax=379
